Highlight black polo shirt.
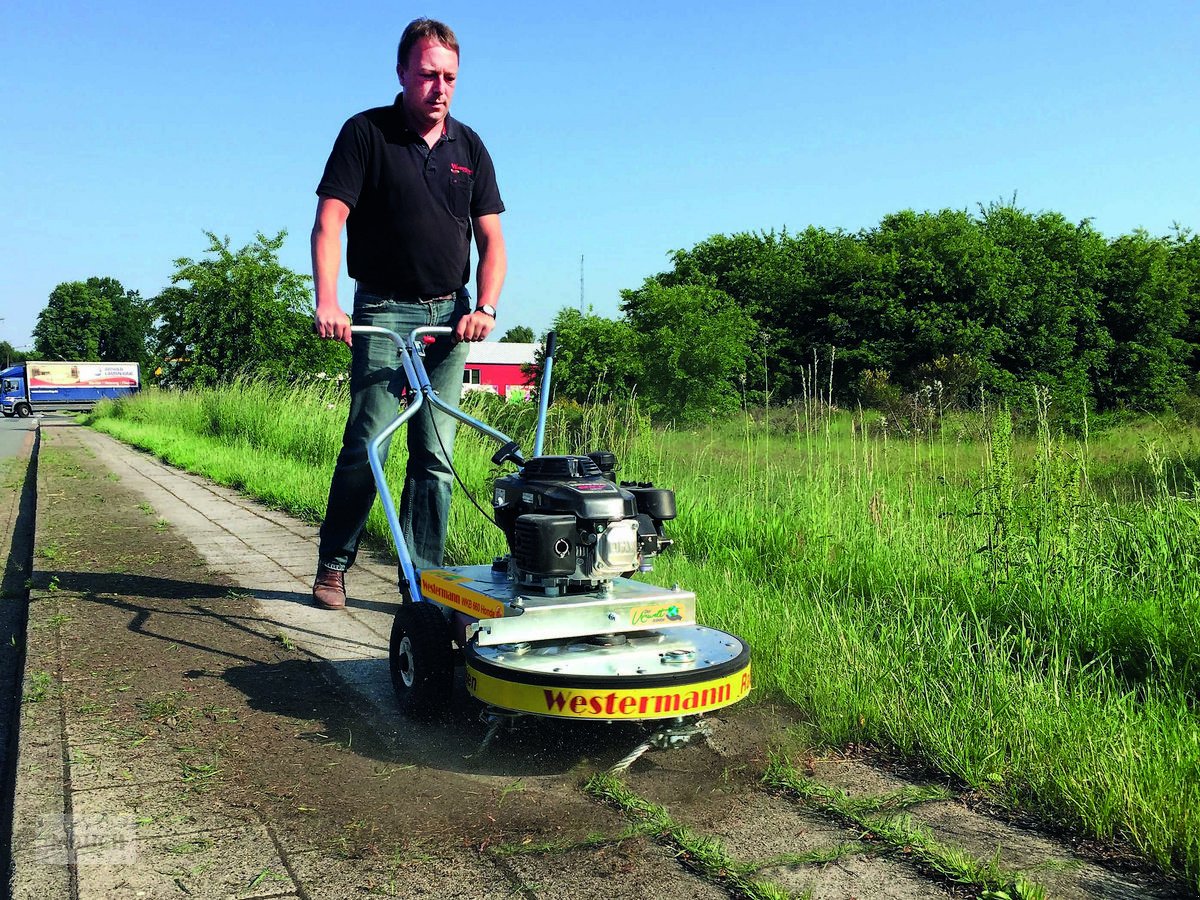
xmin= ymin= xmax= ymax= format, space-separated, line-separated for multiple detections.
xmin=316 ymin=94 xmax=505 ymax=296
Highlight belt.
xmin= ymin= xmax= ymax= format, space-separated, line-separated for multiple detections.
xmin=356 ymin=282 xmax=458 ymax=303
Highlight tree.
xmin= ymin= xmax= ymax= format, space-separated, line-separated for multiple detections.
xmin=152 ymin=231 xmax=349 ymax=387
xmin=974 ymin=204 xmax=1111 ymax=418
xmin=33 ymin=277 xmax=150 ymax=363
xmin=621 ymin=280 xmax=757 ymax=424
xmin=1170 ymin=227 xmax=1200 ymax=380
xmin=0 ymin=342 xmax=27 ymax=367
xmin=537 ymin=308 xmax=640 ymax=405
xmin=499 ymin=325 xmax=535 ymax=343
xmin=1096 ymin=231 xmax=1188 ymax=410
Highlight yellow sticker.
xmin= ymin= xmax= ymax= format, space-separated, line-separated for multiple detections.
xmin=465 ymin=663 xmax=751 ymax=720
xmin=421 ymin=570 xmax=506 ymax=620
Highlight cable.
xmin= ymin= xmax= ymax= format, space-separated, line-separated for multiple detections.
xmin=426 ymin=385 xmax=501 ymax=528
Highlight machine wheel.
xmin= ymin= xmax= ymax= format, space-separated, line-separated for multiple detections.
xmin=15 ymin=404 xmax=31 ymax=418
xmin=389 ymin=603 xmax=454 ymax=718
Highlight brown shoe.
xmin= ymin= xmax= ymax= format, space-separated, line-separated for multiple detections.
xmin=312 ymin=566 xmax=347 ymax=610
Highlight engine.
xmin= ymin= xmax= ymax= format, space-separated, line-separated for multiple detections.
xmin=492 ymin=452 xmax=676 ymax=593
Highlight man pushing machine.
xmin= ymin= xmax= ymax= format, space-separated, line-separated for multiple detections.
xmin=310 ymin=18 xmax=507 ymax=609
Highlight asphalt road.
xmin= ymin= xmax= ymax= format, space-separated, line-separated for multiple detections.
xmin=0 ymin=417 xmax=35 ymax=459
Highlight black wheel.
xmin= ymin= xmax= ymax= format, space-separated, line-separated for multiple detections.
xmin=389 ymin=603 xmax=454 ymax=718
xmin=15 ymin=404 xmax=31 ymax=418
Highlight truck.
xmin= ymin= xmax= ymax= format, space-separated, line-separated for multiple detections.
xmin=1 ymin=361 xmax=140 ymax=418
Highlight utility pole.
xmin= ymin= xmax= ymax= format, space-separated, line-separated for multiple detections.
xmin=579 ymin=255 xmax=584 ymax=312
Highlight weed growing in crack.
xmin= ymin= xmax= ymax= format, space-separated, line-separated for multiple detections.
xmin=764 ymin=757 xmax=1047 ymax=900
xmin=586 ymin=772 xmax=792 ymax=900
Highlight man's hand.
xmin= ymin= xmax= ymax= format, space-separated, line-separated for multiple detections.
xmin=314 ymin=305 xmax=353 ymax=346
xmin=455 ymin=310 xmax=496 ymax=342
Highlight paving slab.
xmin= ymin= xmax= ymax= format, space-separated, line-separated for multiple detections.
xmin=504 ymin=837 xmax=729 ymax=900
xmin=910 ymin=799 xmax=1171 ymax=900
xmin=773 ymin=851 xmax=958 ymax=900
xmin=286 ymin=847 xmax=516 ymax=900
xmin=74 ymin=825 xmax=296 ymax=899
xmin=809 ymin=755 xmax=929 ymax=797
xmin=70 ymin=783 xmax=257 ymax=843
xmin=706 ymin=790 xmax=860 ymax=863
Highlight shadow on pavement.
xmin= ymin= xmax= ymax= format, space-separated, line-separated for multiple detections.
xmin=223 ymin=655 xmax=659 ymax=779
xmin=37 ymin=569 xmax=652 ymax=780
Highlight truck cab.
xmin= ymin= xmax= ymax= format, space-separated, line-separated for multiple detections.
xmin=0 ymin=365 xmax=29 ymax=418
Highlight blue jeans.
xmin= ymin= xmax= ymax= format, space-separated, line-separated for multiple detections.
xmin=318 ymin=287 xmax=471 ymax=572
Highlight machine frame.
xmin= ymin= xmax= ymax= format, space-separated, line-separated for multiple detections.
xmin=351 ymin=324 xmax=751 ymax=722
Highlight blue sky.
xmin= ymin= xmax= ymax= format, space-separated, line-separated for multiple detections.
xmin=2 ymin=1 xmax=1197 ymax=350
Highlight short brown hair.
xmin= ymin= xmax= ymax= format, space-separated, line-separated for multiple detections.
xmin=397 ymin=18 xmax=459 ymax=69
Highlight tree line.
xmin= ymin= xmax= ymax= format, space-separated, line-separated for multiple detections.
xmin=29 ymin=232 xmax=349 ymax=387
xmin=29 ymin=231 xmax=541 ymax=388
xmin=546 ymin=203 xmax=1200 ymax=425
xmin=28 ymin=205 xmax=1200 ymax=425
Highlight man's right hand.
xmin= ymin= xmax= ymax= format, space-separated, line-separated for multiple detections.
xmin=311 ymin=197 xmax=353 ymax=345
xmin=314 ymin=306 xmax=353 ymax=346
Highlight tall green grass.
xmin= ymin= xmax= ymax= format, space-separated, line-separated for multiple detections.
xmin=89 ymin=384 xmax=1200 ymax=889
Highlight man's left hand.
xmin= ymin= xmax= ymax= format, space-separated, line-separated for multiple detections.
xmin=455 ymin=310 xmax=496 ymax=342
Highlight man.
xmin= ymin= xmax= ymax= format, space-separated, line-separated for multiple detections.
xmin=310 ymin=18 xmax=506 ymax=610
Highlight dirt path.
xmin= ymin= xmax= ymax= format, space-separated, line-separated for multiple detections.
xmin=8 ymin=420 xmax=1186 ymax=899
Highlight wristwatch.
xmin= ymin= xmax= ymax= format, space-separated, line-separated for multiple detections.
xmin=475 ymin=304 xmax=497 ymax=318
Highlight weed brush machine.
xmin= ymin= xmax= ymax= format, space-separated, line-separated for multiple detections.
xmin=354 ymin=324 xmax=751 ymax=758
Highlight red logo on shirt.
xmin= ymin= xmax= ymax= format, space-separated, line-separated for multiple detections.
xmin=450 ymin=163 xmax=473 ymax=175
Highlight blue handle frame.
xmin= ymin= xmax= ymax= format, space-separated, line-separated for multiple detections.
xmin=351 ymin=325 xmax=518 ymax=603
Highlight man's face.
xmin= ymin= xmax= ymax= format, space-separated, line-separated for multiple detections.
xmin=397 ymin=37 xmax=459 ymax=132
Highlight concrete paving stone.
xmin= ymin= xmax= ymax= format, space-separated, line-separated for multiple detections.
xmin=909 ymin=800 xmax=1171 ymax=900
xmin=765 ymin=851 xmax=956 ymax=900
xmin=705 ymin=790 xmax=862 ymax=864
xmin=286 ymin=847 xmax=515 ymax=900
xmin=215 ymin=568 xmax=304 ymax=588
xmin=280 ymin=609 xmax=387 ymax=651
xmin=192 ymin=533 xmax=253 ymax=548
xmin=703 ymin=704 xmax=805 ymax=759
xmin=259 ymin=513 xmax=318 ymax=536
xmin=226 ymin=531 xmax=286 ymax=549
xmin=341 ymin=678 xmax=400 ymax=721
xmin=264 ymin=552 xmax=323 ymax=569
xmin=809 ymin=756 xmax=927 ymax=798
xmin=251 ymin=531 xmax=313 ymax=547
xmin=65 ymin=737 xmax=185 ymax=791
xmin=280 ymin=564 xmax=323 ymax=582
xmin=286 ymin=635 xmax=383 ymax=663
xmin=10 ymin=781 xmax=68 ymax=851
xmin=62 ymin=710 xmax=146 ymax=750
xmin=70 ymin=783 xmax=258 ymax=844
xmin=210 ymin=557 xmax=279 ymax=574
xmin=220 ymin=566 xmax=301 ymax=588
xmin=329 ymin=656 xmax=390 ymax=686
xmin=15 ymin=704 xmax=65 ymax=751
xmin=9 ymin=847 xmax=72 ymax=899
xmin=170 ymin=518 xmax=225 ymax=536
xmin=261 ymin=531 xmax=318 ymax=547
xmin=74 ymin=824 xmax=296 ymax=900
xmin=506 ymin=836 xmax=728 ymax=900
xmin=58 ymin=710 xmax=126 ymax=748
xmin=189 ymin=537 xmax=254 ymax=555
xmin=14 ymin=728 xmax=64 ymax=772
xmin=253 ymin=532 xmax=315 ymax=548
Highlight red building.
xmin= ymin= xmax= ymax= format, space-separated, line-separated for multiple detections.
xmin=464 ymin=342 xmax=538 ymax=399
